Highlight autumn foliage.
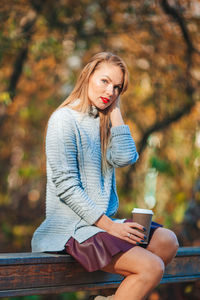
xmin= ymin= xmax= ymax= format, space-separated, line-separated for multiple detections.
xmin=0 ymin=1 xmax=200 ymax=298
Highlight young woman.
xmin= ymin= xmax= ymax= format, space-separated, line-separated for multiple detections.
xmin=31 ymin=52 xmax=179 ymax=300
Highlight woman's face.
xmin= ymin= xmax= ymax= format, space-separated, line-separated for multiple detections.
xmin=88 ymin=62 xmax=124 ymax=110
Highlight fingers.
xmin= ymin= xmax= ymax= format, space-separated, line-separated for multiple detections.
xmin=129 ymin=228 xmax=146 ymax=239
xmin=115 ymin=96 xmax=120 ymax=108
xmin=110 ymin=96 xmax=120 ymax=111
xmin=125 ymin=222 xmax=147 ymax=244
xmin=108 ymin=222 xmax=147 ymax=246
xmin=123 ymin=233 xmax=145 ymax=245
xmin=127 ymin=221 xmax=146 ymax=232
xmin=126 ymin=232 xmax=147 ymax=244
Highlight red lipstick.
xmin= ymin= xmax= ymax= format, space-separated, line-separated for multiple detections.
xmin=100 ymin=97 xmax=110 ymax=104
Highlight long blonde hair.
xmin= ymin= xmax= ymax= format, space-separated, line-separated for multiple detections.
xmin=57 ymin=52 xmax=129 ymax=170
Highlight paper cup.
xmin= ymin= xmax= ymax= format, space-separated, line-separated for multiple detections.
xmin=132 ymin=208 xmax=154 ymax=244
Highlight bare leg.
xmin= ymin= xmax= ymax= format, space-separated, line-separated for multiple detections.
xmin=147 ymin=228 xmax=179 ymax=265
xmin=101 ymin=246 xmax=165 ymax=300
xmin=100 ymin=228 xmax=178 ymax=300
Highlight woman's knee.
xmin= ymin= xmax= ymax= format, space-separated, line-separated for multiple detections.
xmin=106 ymin=246 xmax=165 ymax=284
xmin=124 ymin=248 xmax=165 ymax=285
xmin=157 ymin=228 xmax=179 ymax=254
xmin=150 ymin=228 xmax=179 ymax=253
xmin=140 ymin=254 xmax=165 ymax=285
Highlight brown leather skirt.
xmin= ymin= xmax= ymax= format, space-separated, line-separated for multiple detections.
xmin=63 ymin=220 xmax=163 ymax=272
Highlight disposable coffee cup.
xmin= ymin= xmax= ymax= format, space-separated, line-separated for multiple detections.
xmin=132 ymin=208 xmax=154 ymax=244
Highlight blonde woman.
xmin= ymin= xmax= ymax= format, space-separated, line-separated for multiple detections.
xmin=31 ymin=52 xmax=179 ymax=300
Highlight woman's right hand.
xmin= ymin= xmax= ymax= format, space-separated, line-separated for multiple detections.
xmin=108 ymin=221 xmax=147 ymax=245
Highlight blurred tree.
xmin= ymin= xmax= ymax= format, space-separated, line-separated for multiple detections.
xmin=1 ymin=1 xmax=200 ymax=299
xmin=0 ymin=0 xmax=199 ymax=254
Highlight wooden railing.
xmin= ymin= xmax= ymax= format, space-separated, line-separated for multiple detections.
xmin=0 ymin=247 xmax=200 ymax=297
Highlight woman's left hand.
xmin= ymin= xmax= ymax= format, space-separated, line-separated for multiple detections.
xmin=110 ymin=96 xmax=120 ymax=111
xmin=95 ymin=214 xmax=146 ymax=245
xmin=109 ymin=96 xmax=124 ymax=126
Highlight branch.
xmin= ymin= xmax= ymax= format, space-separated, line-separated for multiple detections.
xmin=125 ymin=100 xmax=195 ymax=189
xmin=160 ymin=0 xmax=194 ymax=55
xmin=138 ymin=101 xmax=194 ymax=155
xmin=8 ymin=10 xmax=37 ymax=99
xmin=160 ymin=0 xmax=199 ymax=77
xmin=8 ymin=47 xmax=29 ymax=99
xmin=124 ymin=0 xmax=197 ymax=190
xmin=0 ymin=9 xmax=39 ymax=127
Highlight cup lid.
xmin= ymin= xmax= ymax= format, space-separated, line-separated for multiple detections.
xmin=132 ymin=208 xmax=154 ymax=214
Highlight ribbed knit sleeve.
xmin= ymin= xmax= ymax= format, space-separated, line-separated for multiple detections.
xmin=46 ymin=109 xmax=104 ymax=225
xmin=106 ymin=125 xmax=139 ymax=168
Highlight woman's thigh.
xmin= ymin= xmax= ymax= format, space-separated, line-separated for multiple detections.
xmin=101 ymin=245 xmax=164 ymax=277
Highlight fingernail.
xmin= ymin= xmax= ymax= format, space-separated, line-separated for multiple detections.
xmin=136 ymin=242 xmax=140 ymax=245
xmin=141 ymin=240 xmax=145 ymax=243
xmin=144 ymin=235 xmax=147 ymax=240
xmin=143 ymin=227 xmax=146 ymax=232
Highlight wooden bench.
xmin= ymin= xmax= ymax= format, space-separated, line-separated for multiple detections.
xmin=0 ymin=247 xmax=200 ymax=297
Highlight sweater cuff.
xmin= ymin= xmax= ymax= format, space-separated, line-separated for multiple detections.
xmin=85 ymin=208 xmax=104 ymax=225
xmin=110 ymin=125 xmax=131 ymax=136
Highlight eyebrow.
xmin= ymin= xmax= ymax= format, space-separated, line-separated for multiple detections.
xmin=103 ymin=75 xmax=123 ymax=87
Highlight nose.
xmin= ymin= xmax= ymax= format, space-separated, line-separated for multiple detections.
xmin=106 ymin=83 xmax=115 ymax=97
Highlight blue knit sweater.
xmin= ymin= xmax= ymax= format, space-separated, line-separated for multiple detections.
xmin=31 ymin=106 xmax=139 ymax=252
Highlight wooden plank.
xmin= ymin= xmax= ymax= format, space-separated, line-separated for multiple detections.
xmin=0 ymin=252 xmax=74 ymax=265
xmin=0 ymin=247 xmax=199 ymax=297
xmin=0 ymin=247 xmax=199 ymax=265
xmin=0 ymin=263 xmax=123 ymax=290
xmin=0 ymin=257 xmax=199 ymax=291
xmin=1 ymin=275 xmax=200 ymax=298
xmin=165 ymin=256 xmax=200 ymax=277
xmin=175 ymin=247 xmax=200 ymax=256
xmin=0 ymin=282 xmax=119 ymax=298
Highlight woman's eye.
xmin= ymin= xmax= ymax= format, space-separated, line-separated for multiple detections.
xmin=102 ymin=79 xmax=108 ymax=84
xmin=114 ymin=86 xmax=120 ymax=91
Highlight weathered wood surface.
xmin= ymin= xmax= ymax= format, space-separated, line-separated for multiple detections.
xmin=0 ymin=247 xmax=199 ymax=297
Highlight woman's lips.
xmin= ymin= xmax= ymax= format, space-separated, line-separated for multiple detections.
xmin=100 ymin=97 xmax=110 ymax=104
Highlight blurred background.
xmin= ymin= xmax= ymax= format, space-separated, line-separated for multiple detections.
xmin=0 ymin=0 xmax=200 ymax=299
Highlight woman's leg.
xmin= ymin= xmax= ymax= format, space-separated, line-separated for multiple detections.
xmin=147 ymin=228 xmax=179 ymax=265
xmin=101 ymin=246 xmax=165 ymax=300
xmin=100 ymin=228 xmax=178 ymax=299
